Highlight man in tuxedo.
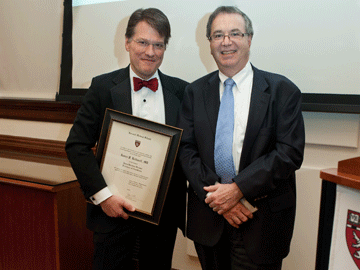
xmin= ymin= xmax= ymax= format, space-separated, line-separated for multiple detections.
xmin=66 ymin=8 xmax=188 ymax=270
xmin=178 ymin=6 xmax=305 ymax=270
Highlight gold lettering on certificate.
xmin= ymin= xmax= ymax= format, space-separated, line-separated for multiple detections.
xmin=129 ymin=131 xmax=152 ymax=141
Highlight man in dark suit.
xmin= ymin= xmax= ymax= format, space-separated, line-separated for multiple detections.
xmin=178 ymin=6 xmax=305 ymax=270
xmin=66 ymin=8 xmax=188 ymax=270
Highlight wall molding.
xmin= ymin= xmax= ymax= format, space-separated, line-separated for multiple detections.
xmin=0 ymin=99 xmax=80 ymax=123
xmin=0 ymin=134 xmax=95 ymax=168
xmin=0 ymin=134 xmax=71 ymax=169
xmin=0 ymin=134 xmax=67 ymax=159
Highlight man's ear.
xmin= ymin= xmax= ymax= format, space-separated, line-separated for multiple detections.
xmin=125 ymin=38 xmax=130 ymax=52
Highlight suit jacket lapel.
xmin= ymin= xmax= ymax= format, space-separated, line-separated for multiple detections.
xmin=239 ymin=66 xmax=270 ymax=170
xmin=110 ymin=66 xmax=132 ymax=114
xmin=205 ymin=71 xmax=221 ymax=135
xmin=159 ymin=70 xmax=180 ymax=126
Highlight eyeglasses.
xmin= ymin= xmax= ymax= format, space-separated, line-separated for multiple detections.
xmin=209 ymin=31 xmax=249 ymax=42
xmin=133 ymin=39 xmax=166 ymax=51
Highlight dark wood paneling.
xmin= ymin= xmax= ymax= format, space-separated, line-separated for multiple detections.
xmin=0 ymin=177 xmax=93 ymax=270
xmin=0 ymin=182 xmax=57 ymax=270
xmin=0 ymin=99 xmax=80 ymax=123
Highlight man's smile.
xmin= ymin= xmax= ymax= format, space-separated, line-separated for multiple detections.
xmin=221 ymin=50 xmax=237 ymax=55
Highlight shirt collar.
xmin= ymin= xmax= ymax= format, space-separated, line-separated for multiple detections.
xmin=218 ymin=61 xmax=252 ymax=88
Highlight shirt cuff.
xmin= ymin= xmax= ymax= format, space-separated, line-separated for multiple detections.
xmin=89 ymin=187 xmax=113 ymax=205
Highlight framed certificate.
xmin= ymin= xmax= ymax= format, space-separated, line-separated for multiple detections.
xmin=96 ymin=108 xmax=182 ymax=225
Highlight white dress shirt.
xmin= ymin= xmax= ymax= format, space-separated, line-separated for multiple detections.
xmin=218 ymin=61 xmax=254 ymax=174
xmin=208 ymin=62 xmax=257 ymax=212
xmin=89 ymin=68 xmax=166 ymax=205
xmin=130 ymin=69 xmax=166 ymax=125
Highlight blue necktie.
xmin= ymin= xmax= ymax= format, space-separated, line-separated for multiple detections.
xmin=214 ymin=78 xmax=236 ymax=184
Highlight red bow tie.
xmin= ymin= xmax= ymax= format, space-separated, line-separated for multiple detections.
xmin=133 ymin=77 xmax=158 ymax=92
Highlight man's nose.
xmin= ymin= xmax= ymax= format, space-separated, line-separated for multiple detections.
xmin=222 ymin=35 xmax=233 ymax=45
xmin=145 ymin=44 xmax=155 ymax=56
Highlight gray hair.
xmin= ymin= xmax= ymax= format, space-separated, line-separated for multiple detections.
xmin=206 ymin=6 xmax=254 ymax=39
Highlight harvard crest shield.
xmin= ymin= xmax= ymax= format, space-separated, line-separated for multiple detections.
xmin=346 ymin=210 xmax=360 ymax=269
xmin=135 ymin=140 xmax=141 ymax=147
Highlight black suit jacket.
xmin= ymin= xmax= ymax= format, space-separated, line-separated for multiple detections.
xmin=66 ymin=66 xmax=188 ymax=233
xmin=178 ymin=65 xmax=305 ymax=264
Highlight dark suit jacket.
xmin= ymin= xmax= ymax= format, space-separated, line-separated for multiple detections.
xmin=66 ymin=66 xmax=188 ymax=233
xmin=178 ymin=65 xmax=305 ymax=264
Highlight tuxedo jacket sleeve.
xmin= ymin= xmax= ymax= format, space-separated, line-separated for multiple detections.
xmin=177 ymin=66 xmax=305 ymax=264
xmin=66 ymin=66 xmax=188 ymax=232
